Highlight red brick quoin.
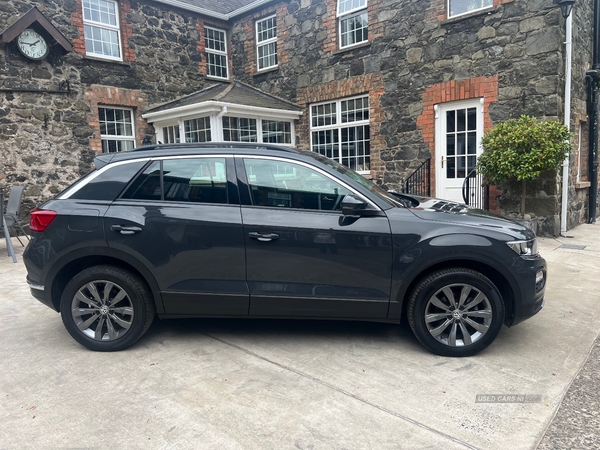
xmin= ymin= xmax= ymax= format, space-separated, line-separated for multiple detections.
xmin=85 ymin=86 xmax=150 ymax=153
xmin=416 ymin=76 xmax=501 ymax=212
xmin=72 ymin=0 xmax=135 ymax=61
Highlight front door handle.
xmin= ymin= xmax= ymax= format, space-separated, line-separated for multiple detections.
xmin=111 ymin=225 xmax=142 ymax=235
xmin=249 ymin=232 xmax=279 ymax=242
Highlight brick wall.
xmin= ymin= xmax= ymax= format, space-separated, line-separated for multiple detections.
xmin=85 ymin=86 xmax=150 ymax=153
xmin=296 ymin=74 xmax=385 ymax=178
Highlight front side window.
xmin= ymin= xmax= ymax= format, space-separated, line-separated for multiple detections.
xmin=82 ymin=0 xmax=122 ymax=60
xmin=448 ymin=0 xmax=493 ymax=18
xmin=99 ymin=107 xmax=135 ymax=153
xmin=310 ymin=96 xmax=370 ymax=172
xmin=184 ymin=117 xmax=211 ymax=143
xmin=223 ymin=117 xmax=257 ymax=142
xmin=256 ymin=16 xmax=277 ymax=70
xmin=337 ymin=0 xmax=368 ymax=48
xmin=205 ymin=27 xmax=228 ymax=79
xmin=123 ymin=158 xmax=229 ymax=204
xmin=243 ymin=158 xmax=351 ymax=211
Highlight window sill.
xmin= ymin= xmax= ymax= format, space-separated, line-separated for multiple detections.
xmin=206 ymin=75 xmax=230 ymax=82
xmin=332 ymin=41 xmax=371 ymax=55
xmin=442 ymin=6 xmax=495 ymax=25
xmin=253 ymin=67 xmax=279 ymax=77
xmin=83 ymin=55 xmax=128 ymax=65
xmin=575 ymin=181 xmax=591 ymax=189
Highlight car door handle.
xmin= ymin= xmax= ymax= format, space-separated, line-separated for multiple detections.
xmin=248 ymin=232 xmax=279 ymax=242
xmin=111 ymin=225 xmax=142 ymax=235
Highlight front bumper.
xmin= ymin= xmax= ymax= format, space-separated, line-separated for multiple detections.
xmin=509 ymin=254 xmax=547 ymax=326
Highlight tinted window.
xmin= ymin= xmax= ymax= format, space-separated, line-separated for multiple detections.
xmin=243 ymin=159 xmax=350 ymax=211
xmin=70 ymin=161 xmax=146 ymax=201
xmin=122 ymin=158 xmax=229 ymax=204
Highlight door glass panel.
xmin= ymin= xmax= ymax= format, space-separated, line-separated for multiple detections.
xmin=467 ymin=132 xmax=477 ymax=154
xmin=446 ymin=156 xmax=456 ymax=179
xmin=446 ymin=134 xmax=455 ymax=156
xmin=243 ymin=159 xmax=351 ymax=211
xmin=457 ymin=156 xmax=466 ymax=178
xmin=456 ymin=109 xmax=466 ymax=132
xmin=457 ymin=133 xmax=466 ymax=155
xmin=446 ymin=111 xmax=455 ymax=133
xmin=467 ymin=107 xmax=477 ymax=130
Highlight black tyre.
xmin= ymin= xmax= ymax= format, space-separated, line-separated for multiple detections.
xmin=60 ymin=265 xmax=155 ymax=351
xmin=407 ymin=268 xmax=504 ymax=357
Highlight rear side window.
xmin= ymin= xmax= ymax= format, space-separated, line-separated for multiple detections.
xmin=122 ymin=158 xmax=229 ymax=204
xmin=69 ymin=161 xmax=146 ymax=201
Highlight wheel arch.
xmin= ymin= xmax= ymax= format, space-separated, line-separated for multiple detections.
xmin=47 ymin=249 xmax=164 ymax=314
xmin=393 ymin=258 xmax=517 ymax=326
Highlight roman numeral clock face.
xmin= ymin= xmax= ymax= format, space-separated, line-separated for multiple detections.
xmin=17 ymin=29 xmax=49 ymax=60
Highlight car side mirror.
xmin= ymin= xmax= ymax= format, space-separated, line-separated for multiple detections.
xmin=341 ymin=194 xmax=368 ymax=216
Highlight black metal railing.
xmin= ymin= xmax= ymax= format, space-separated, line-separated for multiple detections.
xmin=403 ymin=158 xmax=430 ymax=197
xmin=462 ymin=169 xmax=489 ymax=210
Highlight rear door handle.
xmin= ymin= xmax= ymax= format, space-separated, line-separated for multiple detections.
xmin=248 ymin=232 xmax=279 ymax=242
xmin=111 ymin=225 xmax=142 ymax=235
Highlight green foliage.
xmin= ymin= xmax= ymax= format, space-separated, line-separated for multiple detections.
xmin=476 ymin=116 xmax=571 ymax=183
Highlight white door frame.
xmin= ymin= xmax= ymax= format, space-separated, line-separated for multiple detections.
xmin=435 ymin=98 xmax=485 ymax=202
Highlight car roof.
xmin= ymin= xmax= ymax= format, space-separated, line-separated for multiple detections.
xmin=94 ymin=142 xmax=303 ymax=168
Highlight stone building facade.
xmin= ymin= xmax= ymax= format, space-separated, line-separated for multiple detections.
xmin=0 ymin=0 xmax=597 ymax=235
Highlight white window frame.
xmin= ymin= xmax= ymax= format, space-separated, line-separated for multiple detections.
xmin=447 ymin=0 xmax=493 ymax=19
xmin=99 ymin=106 xmax=136 ymax=153
xmin=336 ymin=0 xmax=368 ymax=49
xmin=154 ymin=112 xmax=296 ymax=147
xmin=256 ymin=15 xmax=278 ymax=71
xmin=309 ymin=95 xmax=370 ymax=174
xmin=205 ymin=26 xmax=229 ymax=80
xmin=82 ymin=0 xmax=122 ymax=61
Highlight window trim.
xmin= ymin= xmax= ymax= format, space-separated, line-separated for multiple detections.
xmin=82 ymin=0 xmax=123 ymax=61
xmin=337 ymin=0 xmax=368 ymax=49
xmin=204 ymin=25 xmax=229 ymax=80
xmin=447 ymin=0 xmax=494 ymax=19
xmin=309 ymin=95 xmax=371 ymax=174
xmin=256 ymin=15 xmax=278 ymax=72
xmin=99 ymin=106 xmax=136 ymax=153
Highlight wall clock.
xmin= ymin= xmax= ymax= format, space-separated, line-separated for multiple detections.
xmin=17 ymin=29 xmax=49 ymax=60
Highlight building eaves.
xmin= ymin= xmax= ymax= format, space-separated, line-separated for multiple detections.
xmin=149 ymin=0 xmax=275 ymax=20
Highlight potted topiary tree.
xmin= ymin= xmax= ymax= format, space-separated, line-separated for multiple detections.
xmin=476 ymin=115 xmax=570 ymax=228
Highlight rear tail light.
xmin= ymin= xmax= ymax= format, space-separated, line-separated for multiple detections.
xmin=30 ymin=209 xmax=58 ymax=232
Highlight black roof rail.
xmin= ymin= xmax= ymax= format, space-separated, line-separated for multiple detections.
xmin=129 ymin=142 xmax=299 ymax=153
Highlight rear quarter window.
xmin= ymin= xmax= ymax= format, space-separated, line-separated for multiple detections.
xmin=68 ymin=161 xmax=147 ymax=201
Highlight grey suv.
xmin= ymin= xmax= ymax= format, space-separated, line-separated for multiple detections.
xmin=24 ymin=143 xmax=546 ymax=356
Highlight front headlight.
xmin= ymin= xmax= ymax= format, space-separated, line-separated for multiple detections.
xmin=506 ymin=238 xmax=538 ymax=256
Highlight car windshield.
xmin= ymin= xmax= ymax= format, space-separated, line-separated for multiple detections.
xmin=306 ymin=152 xmax=404 ymax=207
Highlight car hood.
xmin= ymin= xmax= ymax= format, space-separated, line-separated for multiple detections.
xmin=402 ymin=196 xmax=535 ymax=241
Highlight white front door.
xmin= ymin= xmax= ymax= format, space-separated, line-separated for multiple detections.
xmin=435 ymin=99 xmax=484 ymax=203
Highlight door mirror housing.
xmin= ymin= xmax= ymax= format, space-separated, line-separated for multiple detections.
xmin=341 ymin=194 xmax=370 ymax=216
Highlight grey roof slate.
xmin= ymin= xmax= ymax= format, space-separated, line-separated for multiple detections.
xmin=146 ymin=81 xmax=301 ymax=113
xmin=153 ymin=0 xmax=263 ymax=16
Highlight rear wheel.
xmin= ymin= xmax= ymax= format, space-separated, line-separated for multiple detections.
xmin=408 ymin=268 xmax=504 ymax=357
xmin=60 ymin=265 xmax=155 ymax=351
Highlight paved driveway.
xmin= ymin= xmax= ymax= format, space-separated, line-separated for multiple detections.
xmin=1 ymin=225 xmax=599 ymax=449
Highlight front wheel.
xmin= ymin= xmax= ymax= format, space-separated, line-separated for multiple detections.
xmin=407 ymin=268 xmax=504 ymax=357
xmin=60 ymin=265 xmax=155 ymax=351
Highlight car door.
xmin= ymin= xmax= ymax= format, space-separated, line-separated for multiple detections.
xmin=104 ymin=155 xmax=249 ymax=316
xmin=236 ymin=155 xmax=393 ymax=318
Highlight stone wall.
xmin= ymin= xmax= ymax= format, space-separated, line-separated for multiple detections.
xmin=229 ymin=0 xmax=584 ymax=233
xmin=0 ymin=0 xmax=217 ymax=217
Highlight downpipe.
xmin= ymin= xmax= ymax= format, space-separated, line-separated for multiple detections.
xmin=560 ymin=14 xmax=573 ymax=236
xmin=588 ymin=0 xmax=600 ymax=224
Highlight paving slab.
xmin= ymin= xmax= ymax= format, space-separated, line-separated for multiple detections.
xmin=0 ymin=224 xmax=599 ymax=449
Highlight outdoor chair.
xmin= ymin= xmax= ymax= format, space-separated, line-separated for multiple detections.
xmin=2 ymin=186 xmax=29 ymax=246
